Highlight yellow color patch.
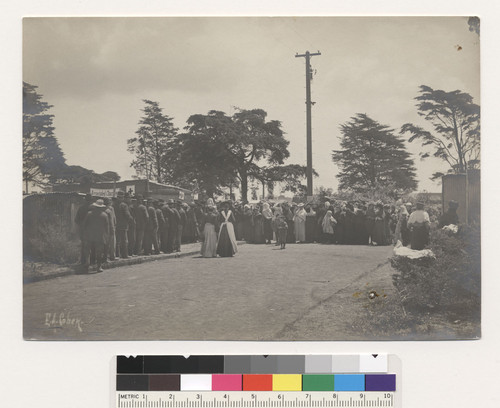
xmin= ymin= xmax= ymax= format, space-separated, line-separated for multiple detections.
xmin=272 ymin=374 xmax=302 ymax=391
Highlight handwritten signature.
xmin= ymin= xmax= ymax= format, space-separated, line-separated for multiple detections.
xmin=44 ymin=312 xmax=88 ymax=332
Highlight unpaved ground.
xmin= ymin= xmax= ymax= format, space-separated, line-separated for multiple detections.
xmin=24 ymin=243 xmax=394 ymax=340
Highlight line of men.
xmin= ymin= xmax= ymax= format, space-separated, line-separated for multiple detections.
xmin=75 ymin=191 xmax=198 ymax=272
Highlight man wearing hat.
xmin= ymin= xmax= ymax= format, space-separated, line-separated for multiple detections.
xmin=115 ymin=191 xmax=134 ymax=258
xmin=74 ymin=193 xmax=94 ymax=265
xmin=440 ymin=200 xmax=459 ymax=227
xmin=408 ymin=202 xmax=430 ymax=250
xmin=103 ymin=197 xmax=116 ymax=262
xmin=155 ymin=200 xmax=165 ymax=251
xmin=144 ymin=198 xmax=159 ymax=255
xmin=133 ymin=194 xmax=149 ymax=255
xmin=160 ymin=199 xmax=172 ymax=253
xmin=127 ymin=198 xmax=137 ymax=256
xmin=164 ymin=199 xmax=179 ymax=253
xmin=175 ymin=201 xmax=187 ymax=252
xmin=83 ymin=199 xmax=109 ymax=273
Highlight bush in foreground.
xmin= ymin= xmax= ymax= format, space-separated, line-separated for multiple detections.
xmin=391 ymin=225 xmax=480 ymax=315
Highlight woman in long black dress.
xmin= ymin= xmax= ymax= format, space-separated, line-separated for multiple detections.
xmin=216 ymin=202 xmax=238 ymax=257
xmin=252 ymin=207 xmax=265 ymax=244
xmin=305 ymin=205 xmax=316 ymax=243
xmin=262 ymin=202 xmax=274 ymax=244
xmin=372 ymin=203 xmax=387 ymax=246
xmin=242 ymin=204 xmax=254 ymax=243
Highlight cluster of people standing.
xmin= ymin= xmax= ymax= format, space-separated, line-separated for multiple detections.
xmin=75 ymin=191 xmax=459 ymax=271
xmin=74 ymin=191 xmax=199 ymax=272
xmin=217 ymin=199 xmax=439 ymax=251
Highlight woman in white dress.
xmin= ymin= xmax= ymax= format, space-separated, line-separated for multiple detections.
xmin=293 ymin=203 xmax=307 ymax=243
xmin=200 ymin=198 xmax=219 ymax=258
xmin=216 ymin=202 xmax=238 ymax=257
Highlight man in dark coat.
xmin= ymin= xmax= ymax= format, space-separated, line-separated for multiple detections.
xmin=155 ymin=200 xmax=165 ymax=250
xmin=74 ymin=193 xmax=93 ymax=265
xmin=133 ymin=195 xmax=149 ymax=255
xmin=83 ymin=199 xmax=109 ymax=273
xmin=165 ymin=199 xmax=180 ymax=253
xmin=144 ymin=198 xmax=159 ymax=255
xmin=175 ymin=201 xmax=187 ymax=252
xmin=103 ymin=197 xmax=116 ymax=261
xmin=182 ymin=203 xmax=199 ymax=243
xmin=160 ymin=200 xmax=172 ymax=253
xmin=115 ymin=191 xmax=134 ymax=258
xmin=128 ymin=198 xmax=137 ymax=256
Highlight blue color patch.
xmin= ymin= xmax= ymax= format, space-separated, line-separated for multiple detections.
xmin=334 ymin=374 xmax=365 ymax=391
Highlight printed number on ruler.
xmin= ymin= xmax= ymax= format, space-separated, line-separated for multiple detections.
xmin=116 ymin=391 xmax=395 ymax=408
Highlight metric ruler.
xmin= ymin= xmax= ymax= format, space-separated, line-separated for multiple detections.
xmin=114 ymin=355 xmax=401 ymax=408
xmin=116 ymin=391 xmax=395 ymax=408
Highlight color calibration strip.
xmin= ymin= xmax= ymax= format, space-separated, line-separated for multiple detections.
xmin=116 ymin=355 xmax=395 ymax=392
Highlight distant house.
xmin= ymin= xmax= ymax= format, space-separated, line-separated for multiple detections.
xmin=52 ymin=179 xmax=193 ymax=203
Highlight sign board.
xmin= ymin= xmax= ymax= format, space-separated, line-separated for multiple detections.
xmin=90 ymin=188 xmax=115 ymax=197
xmin=125 ymin=185 xmax=135 ymax=195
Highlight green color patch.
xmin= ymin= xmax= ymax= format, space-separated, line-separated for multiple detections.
xmin=302 ymin=375 xmax=335 ymax=391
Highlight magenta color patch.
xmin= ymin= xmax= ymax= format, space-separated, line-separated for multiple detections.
xmin=212 ymin=374 xmax=242 ymax=391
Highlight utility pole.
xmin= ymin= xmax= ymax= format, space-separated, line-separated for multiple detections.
xmin=295 ymin=50 xmax=320 ymax=198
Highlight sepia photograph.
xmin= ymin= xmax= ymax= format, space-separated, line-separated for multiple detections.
xmin=23 ymin=16 xmax=481 ymax=341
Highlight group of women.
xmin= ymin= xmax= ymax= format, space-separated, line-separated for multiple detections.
xmin=197 ymin=198 xmax=433 ymax=257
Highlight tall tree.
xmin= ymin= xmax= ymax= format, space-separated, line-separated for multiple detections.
xmin=169 ymin=111 xmax=239 ymax=197
xmin=260 ymin=164 xmax=317 ymax=197
xmin=400 ymin=86 xmax=480 ymax=179
xmin=176 ymin=109 xmax=290 ymax=201
xmin=23 ymin=82 xmax=66 ymax=193
xmin=128 ymin=100 xmax=178 ymax=183
xmin=332 ymin=114 xmax=417 ymax=192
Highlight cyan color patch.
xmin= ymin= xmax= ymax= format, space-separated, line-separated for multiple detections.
xmin=334 ymin=374 xmax=365 ymax=391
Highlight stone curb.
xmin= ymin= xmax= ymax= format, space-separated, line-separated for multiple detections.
xmin=24 ymin=241 xmax=246 ymax=284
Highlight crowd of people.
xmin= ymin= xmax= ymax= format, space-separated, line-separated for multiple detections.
xmin=74 ymin=190 xmax=460 ymax=272
xmin=74 ymin=191 xmax=200 ymax=272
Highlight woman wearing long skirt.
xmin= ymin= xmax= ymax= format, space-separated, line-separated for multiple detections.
xmin=200 ymin=199 xmax=219 ymax=258
xmin=293 ymin=203 xmax=307 ymax=243
xmin=365 ymin=202 xmax=376 ymax=245
xmin=305 ymin=205 xmax=316 ymax=243
xmin=262 ymin=202 xmax=274 ymax=244
xmin=242 ymin=204 xmax=254 ymax=243
xmin=394 ymin=205 xmax=409 ymax=246
xmin=322 ymin=210 xmax=337 ymax=244
xmin=233 ymin=204 xmax=244 ymax=241
xmin=408 ymin=202 xmax=430 ymax=250
xmin=371 ymin=203 xmax=387 ymax=246
xmin=252 ymin=208 xmax=265 ymax=244
xmin=217 ymin=203 xmax=238 ymax=257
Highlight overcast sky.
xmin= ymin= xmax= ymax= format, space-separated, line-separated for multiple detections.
xmin=23 ymin=17 xmax=480 ymax=193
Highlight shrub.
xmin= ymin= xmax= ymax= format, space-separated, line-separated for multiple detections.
xmin=26 ymin=220 xmax=80 ymax=265
xmin=391 ymin=225 xmax=480 ymax=315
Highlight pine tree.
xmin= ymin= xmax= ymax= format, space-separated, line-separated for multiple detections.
xmin=400 ymin=85 xmax=480 ymax=180
xmin=127 ymin=100 xmax=178 ymax=183
xmin=23 ymin=82 xmax=66 ymax=193
xmin=332 ymin=114 xmax=417 ymax=192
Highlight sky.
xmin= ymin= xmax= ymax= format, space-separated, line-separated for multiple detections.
xmin=23 ymin=16 xmax=480 ymax=194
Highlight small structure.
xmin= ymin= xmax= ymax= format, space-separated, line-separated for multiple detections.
xmin=442 ymin=170 xmax=480 ymax=224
